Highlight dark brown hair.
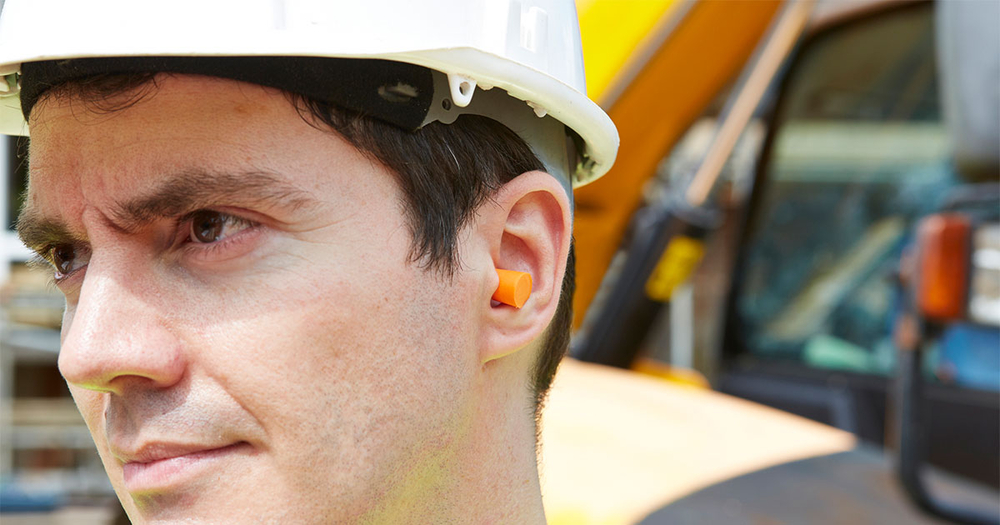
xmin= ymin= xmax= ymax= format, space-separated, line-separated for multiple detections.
xmin=34 ymin=71 xmax=574 ymax=422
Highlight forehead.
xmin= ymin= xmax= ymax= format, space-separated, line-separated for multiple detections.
xmin=28 ymin=74 xmax=312 ymax=170
xmin=24 ymin=74 xmax=359 ymax=220
xmin=31 ymin=73 xmax=301 ymax=145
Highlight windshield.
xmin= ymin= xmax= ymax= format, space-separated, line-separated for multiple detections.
xmin=735 ymin=4 xmax=970 ymax=379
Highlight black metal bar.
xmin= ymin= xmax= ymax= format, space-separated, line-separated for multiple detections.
xmin=571 ymin=200 xmax=716 ymax=368
xmin=895 ymin=328 xmax=1000 ymax=525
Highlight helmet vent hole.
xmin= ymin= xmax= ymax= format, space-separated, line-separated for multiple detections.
xmin=442 ymin=99 xmax=452 ymax=111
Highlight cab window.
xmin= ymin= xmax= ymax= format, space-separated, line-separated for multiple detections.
xmin=735 ymin=4 xmax=991 ymax=384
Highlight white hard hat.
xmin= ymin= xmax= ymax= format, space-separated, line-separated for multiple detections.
xmin=0 ymin=0 xmax=619 ymax=189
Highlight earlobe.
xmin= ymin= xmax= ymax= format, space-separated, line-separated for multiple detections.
xmin=477 ymin=171 xmax=572 ymax=364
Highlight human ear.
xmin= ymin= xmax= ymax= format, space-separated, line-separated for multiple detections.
xmin=475 ymin=171 xmax=572 ymax=364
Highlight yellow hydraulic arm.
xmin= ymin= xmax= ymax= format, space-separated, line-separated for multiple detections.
xmin=573 ymin=0 xmax=783 ymax=328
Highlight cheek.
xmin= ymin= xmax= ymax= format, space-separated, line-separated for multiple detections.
xmin=198 ymin=259 xmax=474 ymax=425
xmin=181 ymin=232 xmax=478 ymax=482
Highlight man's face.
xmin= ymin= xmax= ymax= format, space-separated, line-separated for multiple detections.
xmin=23 ymin=75 xmax=483 ymax=523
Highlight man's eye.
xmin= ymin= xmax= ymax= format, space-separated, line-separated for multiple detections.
xmin=48 ymin=243 xmax=90 ymax=279
xmin=188 ymin=210 xmax=252 ymax=244
xmin=52 ymin=244 xmax=76 ymax=274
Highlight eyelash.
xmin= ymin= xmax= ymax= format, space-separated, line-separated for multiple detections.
xmin=28 ymin=252 xmax=65 ymax=289
xmin=34 ymin=243 xmax=92 ymax=285
xmin=176 ymin=209 xmax=260 ymax=256
xmin=178 ymin=209 xmax=260 ymax=257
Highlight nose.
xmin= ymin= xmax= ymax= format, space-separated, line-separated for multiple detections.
xmin=58 ymin=260 xmax=186 ymax=395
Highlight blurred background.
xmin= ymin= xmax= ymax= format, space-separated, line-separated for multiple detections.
xmin=1 ymin=0 xmax=998 ymax=524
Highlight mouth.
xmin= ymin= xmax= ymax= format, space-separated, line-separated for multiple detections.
xmin=120 ymin=441 xmax=252 ymax=493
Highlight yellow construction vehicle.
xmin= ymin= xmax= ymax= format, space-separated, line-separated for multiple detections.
xmin=541 ymin=1 xmax=999 ymax=523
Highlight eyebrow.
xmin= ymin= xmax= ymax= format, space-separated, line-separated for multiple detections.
xmin=17 ymin=169 xmax=318 ymax=253
xmin=15 ymin=210 xmax=80 ymax=256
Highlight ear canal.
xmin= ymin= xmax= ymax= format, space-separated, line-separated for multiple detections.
xmin=492 ymin=269 xmax=532 ymax=308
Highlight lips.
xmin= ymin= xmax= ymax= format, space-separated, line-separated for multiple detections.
xmin=116 ymin=441 xmax=251 ymax=493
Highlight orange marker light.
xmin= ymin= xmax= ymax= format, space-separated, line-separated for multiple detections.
xmin=493 ymin=269 xmax=532 ymax=308
xmin=916 ymin=214 xmax=971 ymax=322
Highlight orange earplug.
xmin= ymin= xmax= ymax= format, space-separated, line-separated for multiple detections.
xmin=493 ymin=269 xmax=532 ymax=308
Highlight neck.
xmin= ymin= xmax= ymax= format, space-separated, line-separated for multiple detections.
xmin=461 ymin=355 xmax=548 ymax=524
xmin=361 ymin=349 xmax=547 ymax=524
